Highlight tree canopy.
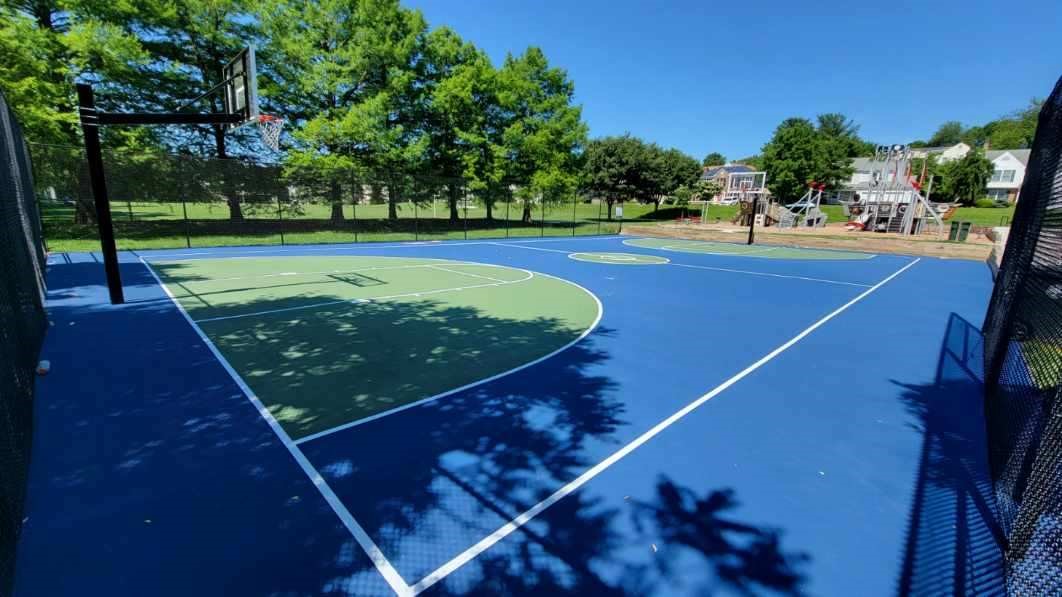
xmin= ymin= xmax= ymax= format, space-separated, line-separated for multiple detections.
xmin=583 ymin=134 xmax=699 ymax=214
xmin=760 ymin=116 xmax=854 ymax=200
xmin=702 ymin=152 xmax=725 ymax=167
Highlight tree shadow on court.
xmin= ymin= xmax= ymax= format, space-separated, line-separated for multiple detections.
xmin=892 ymin=313 xmax=1006 ymax=596
xmin=23 ymin=260 xmax=398 ymax=596
xmin=30 ymin=258 xmax=812 ymax=595
xmin=425 ymin=475 xmax=810 ymax=596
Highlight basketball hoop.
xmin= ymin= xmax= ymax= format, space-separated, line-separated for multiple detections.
xmin=257 ymin=114 xmax=284 ymax=151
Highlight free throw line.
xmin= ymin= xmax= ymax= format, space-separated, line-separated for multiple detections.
xmin=192 ymin=269 xmax=534 ymax=323
xmin=409 ymin=257 xmax=921 ymax=594
xmin=140 ymin=257 xmax=413 ymax=597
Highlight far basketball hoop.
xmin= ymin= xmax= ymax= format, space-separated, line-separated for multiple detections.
xmin=221 ymin=47 xmax=283 ymax=151
xmin=256 ymin=114 xmax=284 ymax=151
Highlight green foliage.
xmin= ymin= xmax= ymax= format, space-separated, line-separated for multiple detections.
xmin=0 ymin=7 xmax=76 ymax=144
xmin=816 ymin=113 xmax=874 ymax=157
xmin=936 ymin=149 xmax=994 ymax=206
xmin=973 ymin=198 xmax=1002 ymax=208
xmin=496 ymin=47 xmax=587 ymax=219
xmin=761 ymin=117 xmax=853 ymax=200
xmin=928 ymin=121 xmax=964 ymax=146
xmin=582 ymin=134 xmax=698 ymax=212
xmin=920 ymin=101 xmax=1041 ymax=151
xmin=702 ymin=152 xmax=725 ymax=167
xmin=694 ymin=178 xmax=722 ymax=201
xmin=671 ymin=184 xmax=693 ymax=206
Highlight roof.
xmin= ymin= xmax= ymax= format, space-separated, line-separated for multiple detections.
xmin=702 ymin=164 xmax=754 ymax=179
xmin=986 ymin=149 xmax=1031 ymax=165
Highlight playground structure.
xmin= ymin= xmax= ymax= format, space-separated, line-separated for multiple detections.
xmin=723 ymin=173 xmax=830 ymax=230
xmin=843 ymin=144 xmax=945 ymax=235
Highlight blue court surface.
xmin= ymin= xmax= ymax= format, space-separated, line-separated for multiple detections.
xmin=15 ymin=235 xmax=1005 ymax=596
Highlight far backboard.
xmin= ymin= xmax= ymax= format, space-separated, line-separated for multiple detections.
xmin=221 ymin=47 xmax=259 ymax=128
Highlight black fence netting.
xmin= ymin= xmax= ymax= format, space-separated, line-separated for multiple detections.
xmin=0 ymin=93 xmax=48 ymax=595
xmin=29 ymin=145 xmax=639 ymax=252
xmin=983 ymin=74 xmax=1062 ymax=594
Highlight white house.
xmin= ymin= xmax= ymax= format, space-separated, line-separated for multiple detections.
xmin=984 ymin=149 xmax=1030 ymax=202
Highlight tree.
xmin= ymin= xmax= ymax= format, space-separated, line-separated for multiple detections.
xmin=418 ymin=27 xmax=487 ymax=221
xmin=702 ymin=152 xmax=725 ymax=167
xmin=495 ymin=47 xmax=587 ymax=223
xmin=653 ymin=147 xmax=700 ymax=210
xmin=0 ymin=6 xmax=76 ymax=144
xmin=261 ymin=0 xmax=428 ymax=221
xmin=937 ymin=150 xmax=993 ymax=205
xmin=927 ymin=121 xmax=964 ymax=146
xmin=694 ymin=178 xmax=722 ymax=202
xmin=760 ymin=118 xmax=852 ymax=201
xmin=582 ymin=135 xmax=643 ymax=220
xmin=816 ymin=113 xmax=874 ymax=157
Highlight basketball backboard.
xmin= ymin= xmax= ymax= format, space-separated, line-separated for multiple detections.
xmin=221 ymin=47 xmax=258 ymax=128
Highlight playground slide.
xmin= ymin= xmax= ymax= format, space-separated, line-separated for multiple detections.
xmin=846 ymin=213 xmax=870 ymax=230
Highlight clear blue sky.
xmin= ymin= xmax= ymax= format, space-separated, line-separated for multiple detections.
xmin=405 ymin=0 xmax=1061 ymax=161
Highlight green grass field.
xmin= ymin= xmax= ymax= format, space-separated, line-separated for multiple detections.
xmin=42 ymin=200 xmax=666 ymax=252
xmin=152 ymin=255 xmax=601 ymax=439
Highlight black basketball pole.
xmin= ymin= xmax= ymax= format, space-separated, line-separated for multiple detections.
xmin=75 ymin=83 xmax=244 ymax=304
xmin=747 ymin=196 xmax=758 ymax=245
xmin=77 ymin=84 xmax=125 ymax=304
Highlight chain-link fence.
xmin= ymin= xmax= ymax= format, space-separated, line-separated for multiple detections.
xmin=0 ymin=92 xmax=48 ymax=597
xmin=30 ymin=146 xmax=644 ymax=252
xmin=982 ymin=75 xmax=1062 ymax=594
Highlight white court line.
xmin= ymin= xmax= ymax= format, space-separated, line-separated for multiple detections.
xmin=428 ymin=264 xmax=507 ymax=284
xmin=294 ymin=270 xmax=603 ymax=445
xmin=408 ymin=257 xmax=922 ymax=595
xmin=490 ymin=242 xmax=571 ymax=254
xmin=663 ymin=243 xmax=777 ymax=256
xmin=669 ymin=262 xmax=872 ymax=287
xmin=139 ymin=257 xmax=414 ymax=597
xmin=142 ymin=235 xmax=622 ymax=260
xmin=567 ymin=252 xmax=670 ymax=265
xmin=193 ymin=269 xmax=535 ymax=324
xmin=177 ymin=263 xmax=440 ymax=284
xmin=622 ymin=238 xmax=877 ymax=260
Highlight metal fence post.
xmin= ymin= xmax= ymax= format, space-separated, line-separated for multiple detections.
xmin=571 ymin=194 xmax=577 ymax=236
xmin=505 ymin=192 xmax=511 ymax=238
xmin=540 ymin=198 xmax=545 ymax=237
xmin=276 ymin=194 xmax=285 ymax=245
xmin=463 ymin=183 xmax=468 ymax=240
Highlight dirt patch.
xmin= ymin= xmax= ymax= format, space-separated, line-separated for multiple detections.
xmin=622 ymin=222 xmax=993 ymax=261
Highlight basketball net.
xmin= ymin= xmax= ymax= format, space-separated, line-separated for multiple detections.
xmin=257 ymin=114 xmax=284 ymax=151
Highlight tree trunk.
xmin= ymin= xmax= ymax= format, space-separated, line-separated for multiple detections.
xmin=388 ymin=181 xmax=400 ymax=220
xmin=607 ymin=199 xmax=615 ymax=221
xmin=448 ymin=184 xmax=460 ymax=221
xmin=212 ymin=125 xmax=245 ymax=221
xmin=653 ymin=198 xmax=660 ymax=212
xmin=485 ymin=201 xmax=493 ymax=221
xmin=329 ymin=179 xmax=344 ymax=221
xmin=522 ymin=204 xmax=532 ymax=224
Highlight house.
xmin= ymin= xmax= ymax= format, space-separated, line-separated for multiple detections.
xmin=984 ymin=149 xmax=1030 ymax=202
xmin=829 ymin=143 xmax=1030 ymax=204
xmin=700 ymin=163 xmax=756 ymax=202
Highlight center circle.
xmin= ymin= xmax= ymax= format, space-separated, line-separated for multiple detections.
xmin=568 ymin=252 xmax=670 ymax=265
